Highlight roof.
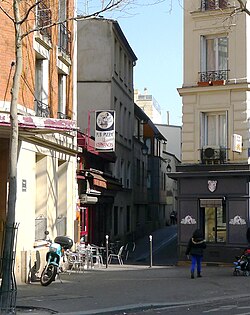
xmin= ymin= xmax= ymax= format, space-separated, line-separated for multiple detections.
xmin=134 ymin=103 xmax=167 ymax=141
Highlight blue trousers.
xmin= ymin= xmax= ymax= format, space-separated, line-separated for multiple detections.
xmin=191 ymin=255 xmax=202 ymax=273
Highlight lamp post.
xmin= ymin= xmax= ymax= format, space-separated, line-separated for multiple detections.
xmin=165 ymin=158 xmax=171 ymax=173
xmin=105 ymin=235 xmax=109 ymax=268
xmin=141 ymin=143 xmax=148 ymax=155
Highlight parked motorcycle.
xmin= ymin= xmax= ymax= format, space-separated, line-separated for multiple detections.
xmin=40 ymin=233 xmax=73 ymax=286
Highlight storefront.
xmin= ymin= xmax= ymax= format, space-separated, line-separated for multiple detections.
xmin=170 ymin=164 xmax=250 ymax=263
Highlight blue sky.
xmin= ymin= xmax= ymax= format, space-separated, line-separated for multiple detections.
xmin=117 ymin=1 xmax=183 ymax=126
xmin=78 ymin=1 xmax=183 ymax=126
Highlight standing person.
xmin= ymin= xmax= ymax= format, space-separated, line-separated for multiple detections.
xmin=185 ymin=229 xmax=206 ymax=279
xmin=170 ymin=210 xmax=176 ymax=225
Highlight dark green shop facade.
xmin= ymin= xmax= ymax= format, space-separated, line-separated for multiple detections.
xmin=170 ymin=164 xmax=250 ymax=263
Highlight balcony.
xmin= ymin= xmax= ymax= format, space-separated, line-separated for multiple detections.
xmin=58 ymin=23 xmax=71 ymax=57
xmin=36 ymin=100 xmax=50 ymax=118
xmin=201 ymin=0 xmax=229 ymax=10
xmin=36 ymin=2 xmax=52 ymax=40
xmin=198 ymin=70 xmax=229 ymax=86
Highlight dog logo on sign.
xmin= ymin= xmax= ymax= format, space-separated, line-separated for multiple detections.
xmin=208 ymin=180 xmax=217 ymax=193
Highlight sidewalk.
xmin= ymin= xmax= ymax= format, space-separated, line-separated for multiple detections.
xmin=15 ymin=264 xmax=246 ymax=315
xmin=14 ymin=225 xmax=180 ymax=314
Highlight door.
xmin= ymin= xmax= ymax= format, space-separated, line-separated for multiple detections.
xmin=200 ymin=199 xmax=226 ymax=243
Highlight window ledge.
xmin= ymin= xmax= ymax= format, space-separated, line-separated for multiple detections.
xmin=34 ymin=31 xmax=52 ymax=50
xmin=58 ymin=50 xmax=71 ymax=67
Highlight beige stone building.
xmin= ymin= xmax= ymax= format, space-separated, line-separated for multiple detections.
xmin=171 ymin=0 xmax=250 ymax=263
xmin=134 ymin=89 xmax=162 ymax=124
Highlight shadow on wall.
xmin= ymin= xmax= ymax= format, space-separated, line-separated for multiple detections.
xmin=28 ymin=250 xmax=41 ymax=283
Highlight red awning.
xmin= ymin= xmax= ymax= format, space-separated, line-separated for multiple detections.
xmin=0 ymin=113 xmax=77 ymax=133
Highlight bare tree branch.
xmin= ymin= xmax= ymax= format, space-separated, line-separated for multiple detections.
xmin=237 ymin=0 xmax=250 ymax=16
xmin=18 ymin=0 xmax=43 ymax=25
xmin=0 ymin=3 xmax=14 ymax=22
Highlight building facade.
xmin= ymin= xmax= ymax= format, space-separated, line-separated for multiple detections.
xmin=173 ymin=0 xmax=250 ymax=263
xmin=77 ymin=18 xmax=137 ymax=244
xmin=134 ymin=88 xmax=162 ymax=124
xmin=0 ymin=0 xmax=78 ymax=283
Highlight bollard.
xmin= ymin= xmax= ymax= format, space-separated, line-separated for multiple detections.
xmin=105 ymin=235 xmax=109 ymax=268
xmin=149 ymin=235 xmax=153 ymax=268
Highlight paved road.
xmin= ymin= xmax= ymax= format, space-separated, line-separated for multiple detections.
xmin=15 ymin=226 xmax=248 ymax=315
xmin=16 ymin=264 xmax=249 ymax=315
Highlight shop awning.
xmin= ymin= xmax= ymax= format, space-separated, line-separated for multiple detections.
xmin=84 ymin=170 xmax=122 ymax=191
xmin=0 ymin=113 xmax=77 ymax=134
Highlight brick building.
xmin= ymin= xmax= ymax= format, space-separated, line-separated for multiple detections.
xmin=0 ymin=0 xmax=78 ymax=283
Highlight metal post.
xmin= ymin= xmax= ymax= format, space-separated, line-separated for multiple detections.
xmin=149 ymin=235 xmax=153 ymax=268
xmin=105 ymin=235 xmax=109 ymax=269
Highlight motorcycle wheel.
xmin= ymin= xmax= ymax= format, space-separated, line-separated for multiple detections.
xmin=40 ymin=264 xmax=57 ymax=286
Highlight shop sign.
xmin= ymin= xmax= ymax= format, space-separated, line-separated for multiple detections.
xmin=181 ymin=215 xmax=196 ymax=225
xmin=95 ymin=110 xmax=115 ymax=152
xmin=229 ymin=215 xmax=246 ymax=225
xmin=232 ymin=134 xmax=242 ymax=153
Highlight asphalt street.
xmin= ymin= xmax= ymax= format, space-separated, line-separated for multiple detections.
xmin=14 ymin=225 xmax=250 ymax=315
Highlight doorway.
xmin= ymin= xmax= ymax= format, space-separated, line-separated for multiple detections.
xmin=200 ymin=199 xmax=226 ymax=243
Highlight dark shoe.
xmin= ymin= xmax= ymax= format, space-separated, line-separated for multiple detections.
xmin=197 ymin=272 xmax=202 ymax=278
xmin=191 ymin=272 xmax=194 ymax=279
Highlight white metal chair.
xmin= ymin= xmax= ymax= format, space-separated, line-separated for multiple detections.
xmin=91 ymin=246 xmax=104 ymax=267
xmin=108 ymin=245 xmax=124 ymax=265
xmin=66 ymin=251 xmax=84 ymax=274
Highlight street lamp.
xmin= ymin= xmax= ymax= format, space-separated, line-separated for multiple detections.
xmin=166 ymin=163 xmax=172 ymax=173
xmin=165 ymin=158 xmax=171 ymax=172
xmin=141 ymin=143 xmax=149 ymax=155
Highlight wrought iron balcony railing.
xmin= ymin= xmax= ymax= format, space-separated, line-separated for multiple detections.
xmin=36 ymin=1 xmax=52 ymax=40
xmin=58 ymin=23 xmax=71 ymax=56
xmin=36 ymin=100 xmax=50 ymax=118
xmin=201 ymin=0 xmax=229 ymax=10
xmin=198 ymin=69 xmax=229 ymax=82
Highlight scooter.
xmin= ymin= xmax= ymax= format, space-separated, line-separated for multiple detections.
xmin=40 ymin=232 xmax=73 ymax=286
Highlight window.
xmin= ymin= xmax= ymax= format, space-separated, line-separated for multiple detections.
xmin=120 ymin=159 xmax=124 ymax=186
xmin=200 ymin=35 xmax=228 ymax=81
xmin=126 ymin=161 xmax=131 ymax=188
xmin=147 ymin=171 xmax=151 ymax=189
xmin=36 ymin=0 xmax=51 ymax=40
xmin=201 ymin=111 xmax=227 ymax=147
xmin=35 ymin=57 xmax=49 ymax=117
xmin=201 ymin=0 xmax=228 ymax=10
xmin=58 ymin=74 xmax=67 ymax=118
xmin=134 ymin=117 xmax=140 ymax=139
xmin=136 ymin=159 xmax=140 ymax=185
xmin=58 ymin=0 xmax=71 ymax=56
xmin=126 ymin=206 xmax=130 ymax=232
xmin=200 ymin=199 xmax=226 ymax=243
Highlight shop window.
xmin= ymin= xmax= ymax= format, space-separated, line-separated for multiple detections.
xmin=200 ymin=199 xmax=226 ymax=243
